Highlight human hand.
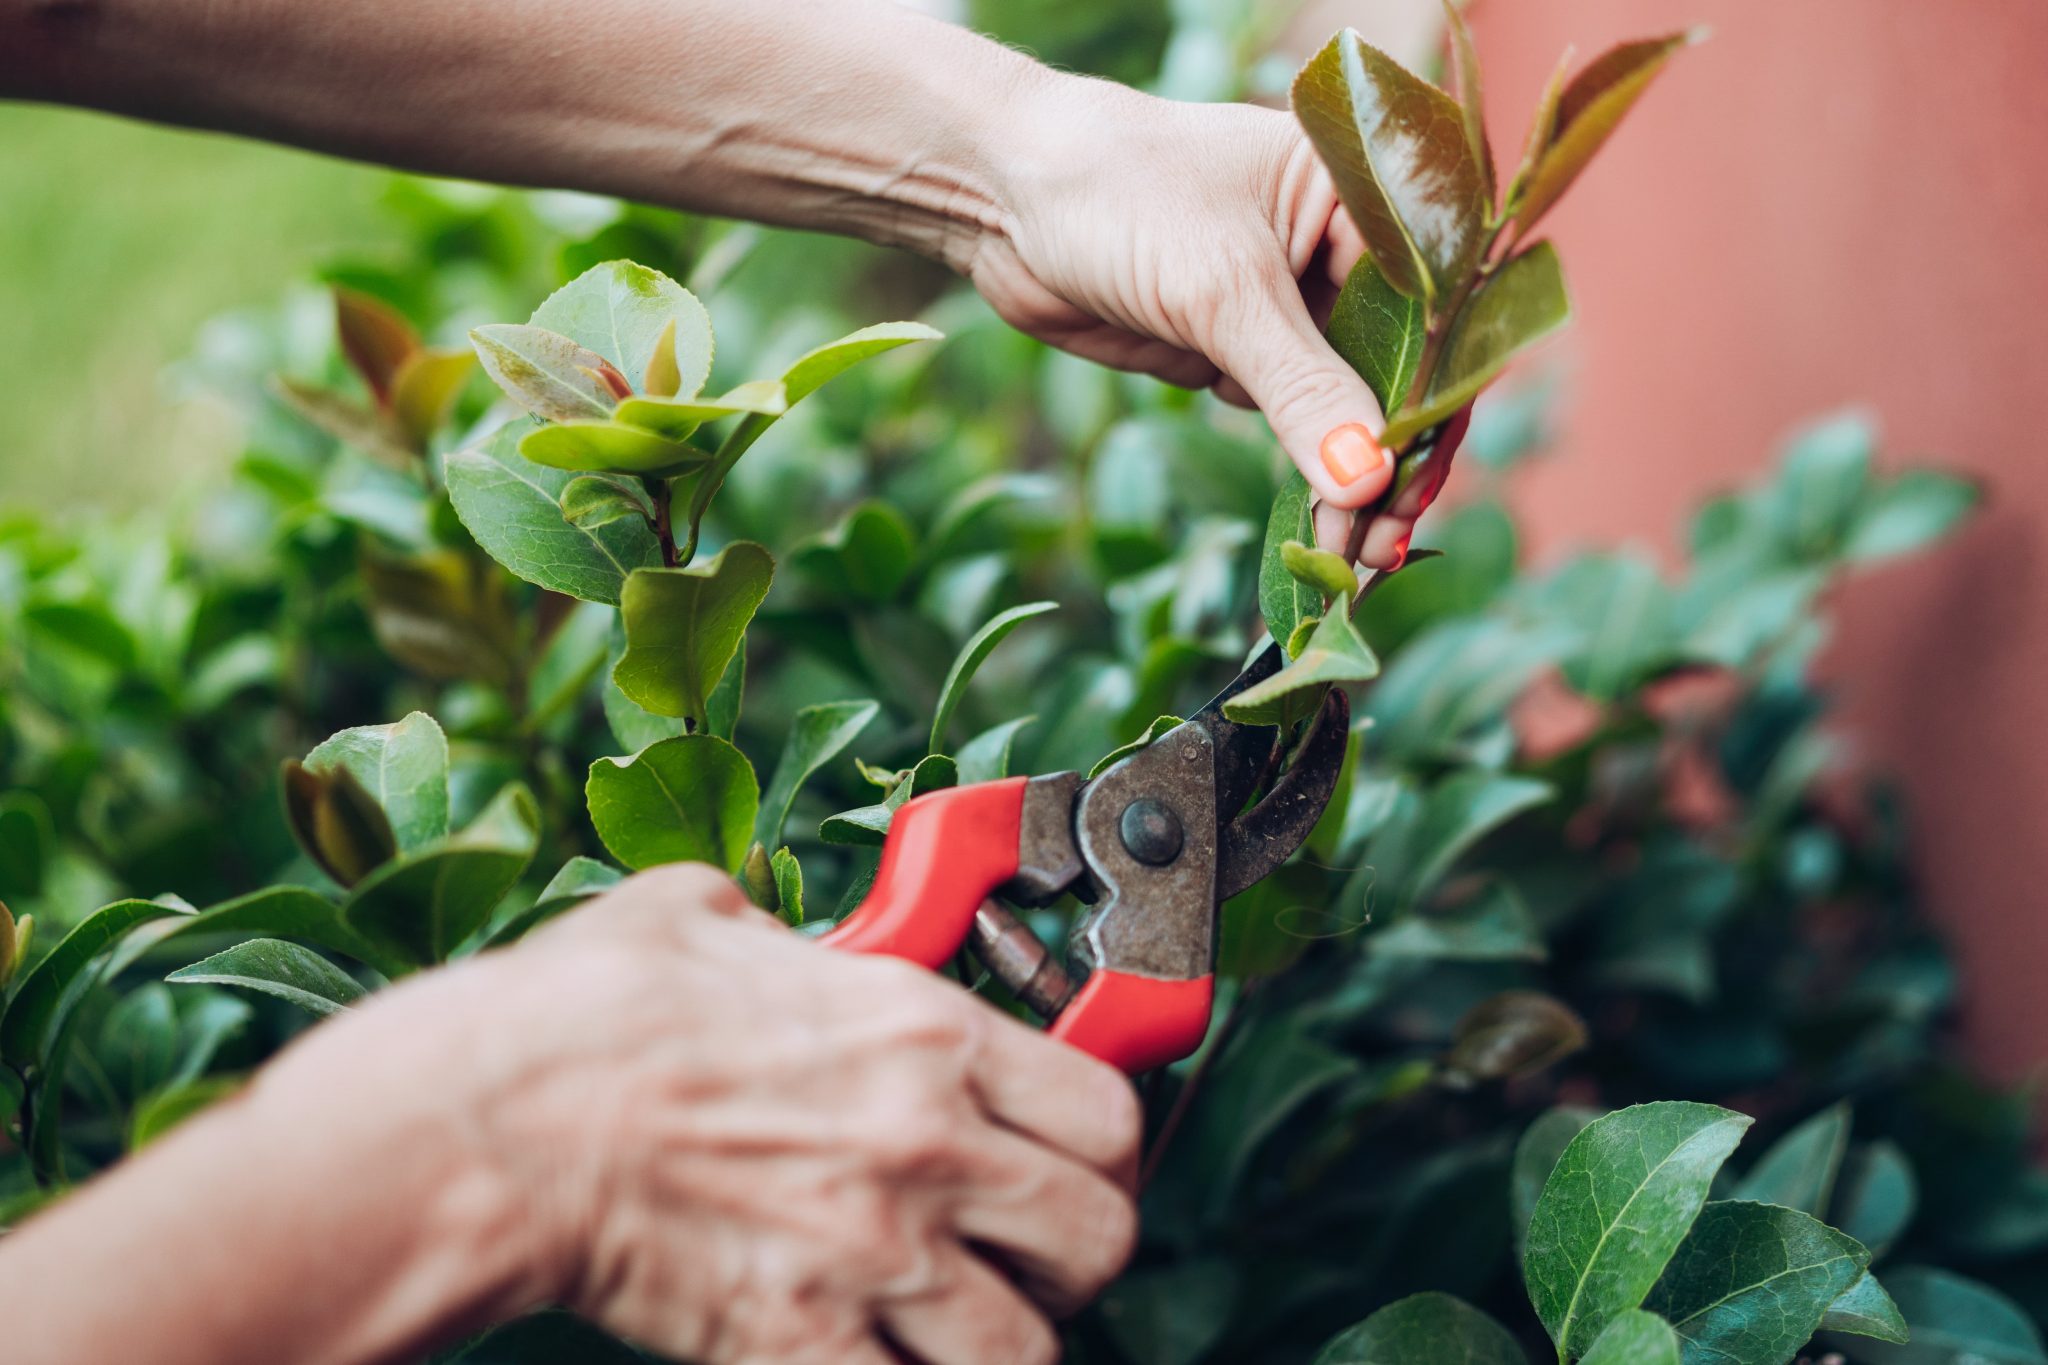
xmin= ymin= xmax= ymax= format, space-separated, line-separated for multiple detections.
xmin=970 ymin=78 xmax=1431 ymax=565
xmin=279 ymin=864 xmax=1141 ymax=1365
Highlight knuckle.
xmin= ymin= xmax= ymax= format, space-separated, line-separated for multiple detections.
xmin=1073 ymin=1185 xmax=1141 ymax=1290
xmin=870 ymin=1105 xmax=969 ymax=1177
xmin=1000 ymin=1307 xmax=1061 ymax=1365
xmin=619 ymin=861 xmax=747 ymax=911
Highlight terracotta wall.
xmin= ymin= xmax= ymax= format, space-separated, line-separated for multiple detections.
xmin=1456 ymin=0 xmax=2048 ymax=1081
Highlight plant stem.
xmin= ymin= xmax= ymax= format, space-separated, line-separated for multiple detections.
xmin=651 ymin=477 xmax=677 ymax=567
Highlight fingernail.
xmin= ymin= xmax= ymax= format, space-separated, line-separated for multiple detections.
xmin=1320 ymin=423 xmax=1387 ymax=487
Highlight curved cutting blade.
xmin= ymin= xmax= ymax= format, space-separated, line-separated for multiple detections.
xmin=1214 ymin=685 xmax=1350 ymax=902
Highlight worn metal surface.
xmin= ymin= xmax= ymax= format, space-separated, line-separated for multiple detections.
xmin=1215 ymin=687 xmax=1350 ymax=902
xmin=967 ymin=901 xmax=1076 ymax=1018
xmin=1007 ymin=771 xmax=1084 ymax=906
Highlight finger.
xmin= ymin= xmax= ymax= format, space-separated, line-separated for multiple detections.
xmin=1313 ymin=501 xmax=1357 ymax=557
xmin=1360 ymin=513 xmax=1417 ymax=569
xmin=1212 ymin=374 xmax=1254 ymax=409
xmin=954 ymin=1128 xmax=1139 ymax=1314
xmin=880 ymin=1245 xmax=1058 ymax=1365
xmin=968 ymin=1010 xmax=1142 ymax=1184
xmin=1324 ymin=206 xmax=1367 ymax=289
xmin=1205 ymin=272 xmax=1394 ymax=510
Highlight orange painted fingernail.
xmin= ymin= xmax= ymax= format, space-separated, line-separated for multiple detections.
xmin=1319 ymin=423 xmax=1386 ymax=487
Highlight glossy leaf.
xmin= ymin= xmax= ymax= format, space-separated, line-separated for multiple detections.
xmin=1326 ymin=255 xmax=1427 ymax=413
xmin=559 ymin=475 xmax=653 ymax=531
xmin=956 ymin=716 xmax=1036 ymax=784
xmin=1282 ymin=540 xmax=1359 ymax=600
xmin=446 ymin=419 xmax=661 ymax=605
xmin=755 ymin=700 xmax=880 ymax=848
xmin=791 ymin=501 xmax=918 ymax=604
xmin=1822 ymin=1271 xmax=1911 ymax=1344
xmin=482 ymin=857 xmax=624 ymax=948
xmin=1223 ymin=600 xmax=1379 ymax=725
xmin=130 ymin=1076 xmax=243 ymax=1150
xmin=1259 ymin=472 xmax=1320 ymax=652
xmin=770 ymin=848 xmax=805 ymax=927
xmin=356 ymin=539 xmax=520 ymax=687
xmin=929 ymin=601 xmax=1057 ymax=754
xmin=137 ymin=885 xmax=385 ymax=974
xmin=1833 ymin=1140 xmax=1918 ymax=1258
xmin=1832 ymin=1267 xmax=2045 ymax=1364
xmin=1444 ymin=990 xmax=1587 ymax=1084
xmin=529 ymin=259 xmax=713 ymax=396
xmin=167 ymin=939 xmax=365 ymax=1017
xmin=519 ymin=418 xmax=705 ymax=477
xmin=1735 ymin=1103 xmax=1851 ymax=1215
xmin=303 ymin=711 xmax=450 ymax=854
xmin=281 ymin=760 xmax=397 ymax=888
xmin=1516 ymin=31 xmax=1699 ymax=235
xmin=1313 ymin=1291 xmax=1523 ymax=1365
xmin=1291 ymin=30 xmax=1489 ymax=301
xmin=613 ymin=542 xmax=775 ymax=724
xmin=1524 ymin=1101 xmax=1753 ymax=1357
xmin=1441 ymin=0 xmax=1495 ymax=206
xmin=334 ymin=287 xmax=418 ymax=402
xmin=1514 ymin=1107 xmax=1601 ymax=1256
xmin=273 ymin=378 xmax=417 ymax=469
xmin=1387 ymin=242 xmax=1571 ymax=445
xmin=1358 ymin=771 xmax=1551 ymax=913
xmin=820 ymin=754 xmax=956 ymax=847
xmin=1090 ymin=715 xmax=1184 ymax=780
xmin=342 ymin=785 xmax=540 ymax=965
xmin=1581 ymin=1310 xmax=1681 ymax=1365
xmin=469 ymin=323 xmax=619 ymax=424
xmin=642 ymin=316 xmax=683 ymax=397
xmin=614 ymin=379 xmax=788 ymax=439
xmin=0 ymin=898 xmax=188 ymax=1069
xmin=1645 ymin=1200 xmax=1870 ymax=1365
xmin=389 ymin=347 xmax=474 ymax=446
xmin=1371 ymin=883 xmax=1544 ymax=962
xmin=588 ymin=734 xmax=759 ymax=873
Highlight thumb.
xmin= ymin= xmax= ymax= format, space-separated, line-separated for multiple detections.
xmin=1208 ymin=277 xmax=1394 ymax=512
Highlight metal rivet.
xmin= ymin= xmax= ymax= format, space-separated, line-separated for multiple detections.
xmin=1119 ymin=798 xmax=1183 ymax=866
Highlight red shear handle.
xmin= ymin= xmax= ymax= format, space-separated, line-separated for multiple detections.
xmin=1051 ymin=971 xmax=1214 ymax=1075
xmin=822 ymin=778 xmax=1027 ymax=968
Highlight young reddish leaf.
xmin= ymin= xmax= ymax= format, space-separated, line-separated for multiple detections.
xmin=643 ymin=317 xmax=683 ymax=398
xmin=531 ymin=260 xmax=714 ymax=397
xmin=470 ymin=323 xmax=621 ymax=424
xmin=1441 ymin=0 xmax=1495 ymax=209
xmin=1507 ymin=50 xmax=1572 ymax=211
xmin=389 ymin=347 xmax=475 ymax=448
xmin=585 ymin=360 xmax=634 ymax=402
xmin=1514 ymin=31 xmax=1702 ymax=236
xmin=357 ymin=540 xmax=521 ymax=688
xmin=1386 ymin=241 xmax=1570 ymax=445
xmin=272 ymin=377 xmax=417 ymax=470
xmin=1292 ymin=29 xmax=1490 ymax=303
xmin=334 ymin=288 xmax=420 ymax=404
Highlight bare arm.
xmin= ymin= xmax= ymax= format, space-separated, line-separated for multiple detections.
xmin=4 ymin=0 xmax=1437 ymax=554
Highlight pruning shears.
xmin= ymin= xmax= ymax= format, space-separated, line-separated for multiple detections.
xmin=824 ymin=645 xmax=1348 ymax=1074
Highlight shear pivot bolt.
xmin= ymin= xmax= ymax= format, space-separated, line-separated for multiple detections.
xmin=1119 ymin=798 xmax=1183 ymax=865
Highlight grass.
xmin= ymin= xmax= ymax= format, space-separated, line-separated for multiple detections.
xmin=0 ymin=103 xmax=405 ymax=515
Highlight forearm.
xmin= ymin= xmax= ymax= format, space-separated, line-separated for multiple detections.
xmin=2 ymin=0 xmax=1050 ymax=267
xmin=0 ymin=967 xmax=545 ymax=1365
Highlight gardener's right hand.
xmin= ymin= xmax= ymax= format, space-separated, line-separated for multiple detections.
xmin=269 ymin=863 xmax=1142 ymax=1365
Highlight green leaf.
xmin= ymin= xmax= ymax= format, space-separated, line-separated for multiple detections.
xmin=1514 ymin=1107 xmax=1601 ymax=1257
xmin=1441 ymin=0 xmax=1495 ymax=206
xmin=1099 ymin=1261 xmax=1238 ymax=1365
xmin=820 ymin=754 xmax=956 ymax=847
xmin=1644 ymin=1200 xmax=1870 ymax=1365
xmin=1832 ymin=1266 xmax=2045 ymax=1364
xmin=167 ymin=939 xmax=365 ymax=1017
xmin=135 ymin=885 xmax=381 ymax=973
xmin=1222 ymin=600 xmax=1379 ymax=725
xmin=1735 ymin=1103 xmax=1851 ymax=1215
xmin=356 ymin=539 xmax=520 ymax=687
xmin=1313 ymin=1291 xmax=1524 ymax=1365
xmin=1768 ymin=409 xmax=1876 ymax=556
xmin=1184 ymin=1018 xmax=1359 ymax=1208
xmin=1090 ymin=715 xmax=1185 ymax=780
xmin=613 ymin=542 xmax=775 ymax=723
xmin=770 ymin=847 xmax=805 ymax=927
xmin=1535 ymin=551 xmax=1678 ymax=702
xmin=130 ymin=1076 xmax=242 ymax=1150
xmin=588 ymin=734 xmax=759 ymax=873
xmin=791 ymin=501 xmax=919 ymax=604
xmin=1515 ymin=31 xmax=1700 ymax=236
xmin=1443 ymin=990 xmax=1586 ymax=1084
xmin=389 ymin=346 xmax=475 ymax=445
xmin=519 ymin=419 xmax=706 ymax=478
xmin=1523 ymin=1101 xmax=1754 ymax=1358
xmin=1282 ymin=540 xmax=1359 ymax=600
xmin=1370 ymin=882 xmax=1545 ymax=963
xmin=706 ymin=631 xmax=747 ymax=740
xmin=1360 ymin=771 xmax=1552 ymax=912
xmin=956 ymin=716 xmax=1035 ymax=784
xmin=469 ymin=323 xmax=620 ymax=423
xmin=274 ymin=377 xmax=417 ymax=469
xmin=929 ymin=601 xmax=1057 ymax=754
xmin=342 ymin=785 xmax=541 ymax=965
xmin=1580 ymin=1310 xmax=1681 ymax=1365
xmin=482 ymin=857 xmax=624 ymax=948
xmin=1291 ymin=31 xmax=1489 ymax=302
xmin=0 ymin=791 xmax=53 ymax=900
xmin=304 ymin=711 xmax=450 ymax=854
xmin=558 ymin=475 xmax=653 ymax=531
xmin=0 ymin=1067 xmax=20 ymax=1128
xmin=1847 ymin=469 xmax=1977 ymax=564
xmin=1387 ymin=242 xmax=1571 ymax=445
xmin=446 ymin=419 xmax=662 ymax=605
xmin=613 ymin=380 xmax=788 ymax=439
xmin=0 ymin=899 xmax=188 ymax=1069
xmin=1259 ymin=472 xmax=1320 ymax=652
xmin=529 ymin=259 xmax=713 ymax=396
xmin=755 ymin=700 xmax=880 ymax=849
xmin=282 ymin=758 xmax=398 ymax=887
xmin=1833 ymin=1140 xmax=1917 ymax=1258
xmin=100 ymin=982 xmax=179 ymax=1099
xmin=1326 ymin=254 xmax=1428 ymax=412
xmin=1823 ymin=1271 xmax=1911 ymax=1344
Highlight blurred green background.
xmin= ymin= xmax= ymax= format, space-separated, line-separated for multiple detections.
xmin=0 ymin=105 xmax=398 ymax=514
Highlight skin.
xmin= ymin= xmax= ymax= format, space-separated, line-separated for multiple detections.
xmin=0 ymin=0 xmax=1451 ymax=1356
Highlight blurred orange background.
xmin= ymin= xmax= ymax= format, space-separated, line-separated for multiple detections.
xmin=1463 ymin=0 xmax=2048 ymax=1084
